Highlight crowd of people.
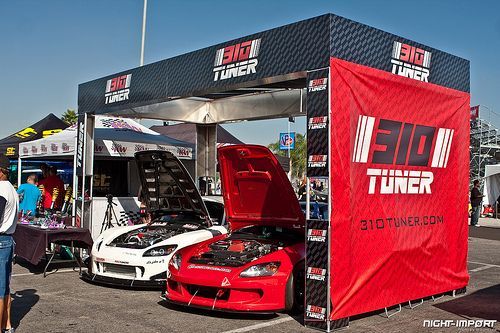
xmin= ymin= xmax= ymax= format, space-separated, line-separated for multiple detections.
xmin=17 ymin=163 xmax=66 ymax=216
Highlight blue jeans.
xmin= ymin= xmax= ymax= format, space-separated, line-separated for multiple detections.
xmin=0 ymin=235 xmax=14 ymax=298
xmin=471 ymin=206 xmax=480 ymax=226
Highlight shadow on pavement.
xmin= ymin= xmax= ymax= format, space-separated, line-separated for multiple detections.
xmin=434 ymin=284 xmax=500 ymax=321
xmin=158 ymin=299 xmax=279 ymax=321
xmin=14 ymin=256 xmax=80 ymax=275
xmin=11 ymin=289 xmax=40 ymax=328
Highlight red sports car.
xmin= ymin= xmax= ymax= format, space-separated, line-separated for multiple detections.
xmin=164 ymin=145 xmax=306 ymax=313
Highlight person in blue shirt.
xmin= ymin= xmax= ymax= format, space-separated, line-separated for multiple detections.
xmin=17 ymin=174 xmax=41 ymax=216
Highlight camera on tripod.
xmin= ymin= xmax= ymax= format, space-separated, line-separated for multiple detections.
xmin=105 ymin=194 xmax=116 ymax=205
xmin=101 ymin=193 xmax=118 ymax=234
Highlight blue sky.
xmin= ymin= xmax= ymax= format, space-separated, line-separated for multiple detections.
xmin=0 ymin=0 xmax=499 ymax=144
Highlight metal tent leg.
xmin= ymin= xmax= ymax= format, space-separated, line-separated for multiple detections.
xmin=383 ymin=304 xmax=402 ymax=318
xmin=408 ymin=299 xmax=423 ymax=309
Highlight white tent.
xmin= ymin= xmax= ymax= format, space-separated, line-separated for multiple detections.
xmin=17 ymin=116 xmax=196 ymax=238
xmin=18 ymin=116 xmax=194 ymax=160
xmin=482 ymin=164 xmax=500 ymax=206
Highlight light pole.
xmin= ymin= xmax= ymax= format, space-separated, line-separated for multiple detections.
xmin=140 ymin=0 xmax=148 ymax=66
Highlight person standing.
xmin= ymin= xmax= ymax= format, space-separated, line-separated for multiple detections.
xmin=17 ymin=174 xmax=41 ymax=216
xmin=470 ymin=180 xmax=484 ymax=227
xmin=39 ymin=166 xmax=65 ymax=210
xmin=0 ymin=154 xmax=17 ymax=333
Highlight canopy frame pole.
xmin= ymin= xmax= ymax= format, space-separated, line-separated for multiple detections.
xmin=17 ymin=156 xmax=22 ymax=188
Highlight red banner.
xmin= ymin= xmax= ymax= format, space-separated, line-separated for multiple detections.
xmin=329 ymin=58 xmax=470 ymax=319
xmin=470 ymin=105 xmax=479 ymax=120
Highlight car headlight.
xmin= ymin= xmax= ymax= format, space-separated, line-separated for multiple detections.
xmin=240 ymin=262 xmax=280 ymax=277
xmin=143 ymin=245 xmax=177 ymax=257
xmin=170 ymin=253 xmax=182 ymax=270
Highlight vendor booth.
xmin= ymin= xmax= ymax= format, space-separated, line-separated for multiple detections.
xmin=77 ymin=14 xmax=470 ymax=331
xmin=0 ymin=113 xmax=68 ymax=184
xmin=18 ymin=116 xmax=194 ymax=239
xmin=482 ymin=164 xmax=500 ymax=210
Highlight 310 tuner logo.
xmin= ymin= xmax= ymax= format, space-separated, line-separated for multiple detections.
xmin=308 ymin=78 xmax=328 ymax=92
xmin=308 ymin=155 xmax=327 ymax=168
xmin=391 ymin=41 xmax=431 ymax=82
xmin=306 ymin=267 xmax=326 ymax=281
xmin=308 ymin=116 xmax=328 ymax=130
xmin=307 ymin=229 xmax=327 ymax=242
xmin=306 ymin=305 xmax=326 ymax=320
xmin=213 ymin=39 xmax=261 ymax=81
xmin=105 ymin=74 xmax=132 ymax=104
xmin=353 ymin=115 xmax=454 ymax=194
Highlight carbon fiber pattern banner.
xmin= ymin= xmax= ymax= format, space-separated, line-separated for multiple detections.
xmin=78 ymin=14 xmax=469 ymax=115
xmin=305 ymin=219 xmax=329 ymax=330
xmin=329 ymin=15 xmax=469 ymax=93
xmin=329 ymin=58 xmax=470 ymax=320
xmin=79 ymin=15 xmax=330 ymax=114
xmin=307 ymin=69 xmax=329 ymax=177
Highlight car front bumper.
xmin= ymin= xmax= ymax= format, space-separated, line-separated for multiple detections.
xmin=81 ymin=271 xmax=165 ymax=289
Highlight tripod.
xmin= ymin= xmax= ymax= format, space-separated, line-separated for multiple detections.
xmin=100 ymin=194 xmax=119 ymax=234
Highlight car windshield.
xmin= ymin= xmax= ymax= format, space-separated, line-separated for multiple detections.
xmin=152 ymin=211 xmax=208 ymax=226
xmin=231 ymin=225 xmax=302 ymax=243
xmin=204 ymin=200 xmax=224 ymax=225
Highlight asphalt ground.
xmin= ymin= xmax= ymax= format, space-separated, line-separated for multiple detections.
xmin=8 ymin=229 xmax=500 ymax=333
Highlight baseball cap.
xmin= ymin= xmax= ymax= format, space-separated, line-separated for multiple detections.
xmin=0 ymin=154 xmax=10 ymax=170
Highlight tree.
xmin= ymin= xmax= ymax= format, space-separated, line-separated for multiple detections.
xmin=268 ymin=133 xmax=306 ymax=180
xmin=61 ymin=109 xmax=78 ymax=125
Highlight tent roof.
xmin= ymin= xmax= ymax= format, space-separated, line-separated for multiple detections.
xmin=0 ymin=113 xmax=68 ymax=158
xmin=150 ymin=124 xmax=243 ymax=145
xmin=78 ymin=13 xmax=469 ymax=123
xmin=19 ymin=116 xmax=195 ymax=159
xmin=484 ymin=164 xmax=500 ymax=178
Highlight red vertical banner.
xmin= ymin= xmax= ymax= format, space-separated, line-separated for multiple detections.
xmin=329 ymin=58 xmax=470 ymax=319
xmin=470 ymin=105 xmax=479 ymax=120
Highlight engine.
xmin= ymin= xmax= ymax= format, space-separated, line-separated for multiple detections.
xmin=109 ymin=224 xmax=199 ymax=249
xmin=189 ymin=239 xmax=281 ymax=267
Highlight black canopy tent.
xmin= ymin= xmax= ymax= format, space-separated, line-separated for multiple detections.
xmin=76 ymin=13 xmax=469 ymax=331
xmin=0 ymin=113 xmax=68 ymax=159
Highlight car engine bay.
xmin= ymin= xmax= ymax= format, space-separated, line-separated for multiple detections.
xmin=108 ymin=222 xmax=202 ymax=249
xmin=189 ymin=226 xmax=301 ymax=267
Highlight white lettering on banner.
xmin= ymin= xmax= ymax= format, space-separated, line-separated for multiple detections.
xmin=76 ymin=121 xmax=85 ymax=168
xmin=391 ymin=41 xmax=432 ymax=82
xmin=213 ymin=39 xmax=261 ymax=81
xmin=214 ymin=59 xmax=258 ymax=81
xmin=367 ymin=169 xmax=433 ymax=194
xmin=391 ymin=59 xmax=429 ymax=82
xmin=353 ymin=115 xmax=453 ymax=195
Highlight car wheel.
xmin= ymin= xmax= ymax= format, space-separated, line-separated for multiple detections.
xmin=285 ymin=261 xmax=305 ymax=313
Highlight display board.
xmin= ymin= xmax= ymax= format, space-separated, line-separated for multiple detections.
xmin=328 ymin=57 xmax=470 ymax=320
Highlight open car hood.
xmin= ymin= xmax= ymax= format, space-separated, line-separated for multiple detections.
xmin=135 ymin=150 xmax=209 ymax=219
xmin=218 ymin=145 xmax=305 ymax=232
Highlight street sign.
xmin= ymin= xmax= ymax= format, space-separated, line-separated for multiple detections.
xmin=279 ymin=132 xmax=295 ymax=150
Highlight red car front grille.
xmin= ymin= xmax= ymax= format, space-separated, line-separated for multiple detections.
xmin=186 ymin=284 xmax=230 ymax=301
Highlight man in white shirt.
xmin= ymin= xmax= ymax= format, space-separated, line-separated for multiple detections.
xmin=0 ymin=154 xmax=17 ymax=333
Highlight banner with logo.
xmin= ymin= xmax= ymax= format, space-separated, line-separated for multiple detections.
xmin=304 ymin=68 xmax=332 ymax=330
xmin=279 ymin=132 xmax=295 ymax=150
xmin=470 ymin=105 xmax=479 ymax=120
xmin=307 ymin=69 xmax=329 ymax=177
xmin=329 ymin=58 xmax=470 ymax=319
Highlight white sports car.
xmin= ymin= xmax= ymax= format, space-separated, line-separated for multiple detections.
xmin=82 ymin=151 xmax=227 ymax=288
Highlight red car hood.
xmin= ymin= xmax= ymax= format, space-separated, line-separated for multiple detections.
xmin=218 ymin=145 xmax=305 ymax=233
